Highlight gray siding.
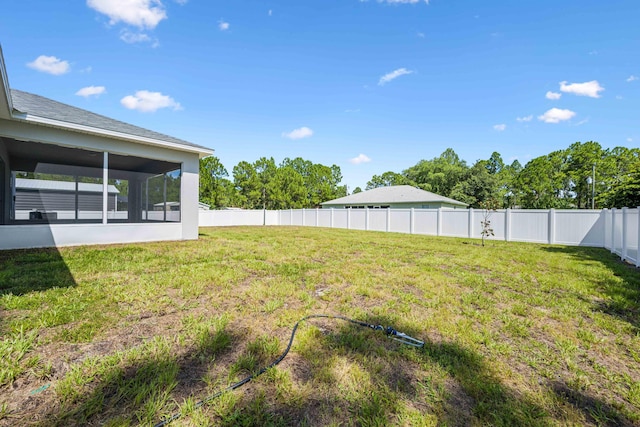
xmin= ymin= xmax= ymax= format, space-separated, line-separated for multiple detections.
xmin=15 ymin=190 xmax=115 ymax=211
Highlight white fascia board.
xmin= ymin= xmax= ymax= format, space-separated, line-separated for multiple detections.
xmin=11 ymin=112 xmax=214 ymax=158
xmin=0 ymin=46 xmax=13 ymax=119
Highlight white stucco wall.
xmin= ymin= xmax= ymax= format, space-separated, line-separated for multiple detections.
xmin=0 ymin=223 xmax=183 ymax=250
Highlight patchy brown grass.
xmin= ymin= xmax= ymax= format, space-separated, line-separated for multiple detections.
xmin=0 ymin=226 xmax=639 ymax=426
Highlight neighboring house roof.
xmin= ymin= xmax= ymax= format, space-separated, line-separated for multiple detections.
xmin=321 ymin=185 xmax=468 ymax=207
xmin=0 ymin=45 xmax=212 ymax=157
xmin=16 ymin=178 xmax=119 ymax=193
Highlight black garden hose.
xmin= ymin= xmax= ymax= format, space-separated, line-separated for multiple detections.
xmin=154 ymin=314 xmax=423 ymax=427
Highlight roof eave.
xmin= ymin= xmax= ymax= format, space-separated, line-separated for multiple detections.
xmin=0 ymin=45 xmax=13 ymax=119
xmin=11 ymin=112 xmax=214 ymax=158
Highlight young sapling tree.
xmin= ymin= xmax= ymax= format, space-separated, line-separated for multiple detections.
xmin=479 ymin=198 xmax=500 ymax=246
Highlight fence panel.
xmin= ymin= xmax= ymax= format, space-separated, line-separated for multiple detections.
xmin=413 ymin=209 xmax=438 ymax=235
xmin=624 ymin=209 xmax=639 ymax=264
xmin=555 ymin=210 xmax=604 ymax=246
xmin=442 ymin=209 xmax=469 ymax=237
xmin=368 ymin=209 xmax=388 ymax=232
xmin=471 ymin=209 xmax=506 ymax=240
xmin=317 ymin=209 xmax=332 ymax=228
xmin=509 ymin=210 xmax=549 ymax=243
xmin=611 ymin=209 xmax=624 ymax=257
xmin=349 ymin=209 xmax=366 ymax=230
xmin=390 ymin=209 xmax=411 ymax=234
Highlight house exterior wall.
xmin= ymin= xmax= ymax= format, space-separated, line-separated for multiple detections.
xmin=0 ymin=118 xmax=201 ymax=249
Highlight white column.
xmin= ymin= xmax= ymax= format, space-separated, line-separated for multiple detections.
xmin=316 ymin=208 xmax=319 ymax=227
xmin=505 ymin=208 xmax=511 ymax=242
xmin=330 ymin=208 xmax=334 ymax=229
xmin=347 ymin=208 xmax=351 ymax=230
xmin=468 ymin=207 xmax=474 ymax=238
xmin=437 ymin=207 xmax=442 ymax=236
xmin=102 ymin=152 xmax=108 ymax=225
xmin=302 ymin=208 xmax=305 ymax=226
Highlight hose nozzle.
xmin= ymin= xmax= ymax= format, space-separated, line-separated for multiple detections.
xmin=385 ymin=327 xmax=424 ymax=348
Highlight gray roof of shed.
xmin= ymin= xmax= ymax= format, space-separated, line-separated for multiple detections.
xmin=321 ymin=185 xmax=468 ymax=207
xmin=10 ymin=89 xmax=211 ymax=154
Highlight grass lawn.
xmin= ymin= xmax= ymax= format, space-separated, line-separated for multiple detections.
xmin=1 ymin=226 xmax=639 ymax=426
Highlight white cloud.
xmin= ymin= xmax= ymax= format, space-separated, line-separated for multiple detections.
xmin=559 ymin=80 xmax=604 ymax=98
xmin=417 ymin=32 xmax=425 ymax=38
xmin=545 ymin=91 xmax=562 ymax=100
xmin=120 ymin=90 xmax=182 ymax=112
xmin=349 ymin=154 xmax=372 ymax=165
xmin=218 ymin=20 xmax=230 ymax=31
xmin=493 ymin=124 xmax=506 ymax=131
xmin=516 ymin=115 xmax=533 ymax=122
xmin=120 ymin=29 xmax=156 ymax=45
xmin=627 ymin=75 xmax=638 ymax=82
xmin=616 ymin=95 xmax=623 ymax=100
xmin=27 ymin=55 xmax=70 ymax=75
xmin=87 ymin=0 xmax=167 ymax=29
xmin=538 ymin=108 xmax=576 ymax=124
xmin=76 ymin=86 xmax=106 ymax=98
xmin=268 ymin=9 xmax=273 ymax=16
xmin=627 ymin=138 xmax=633 ymax=143
xmin=282 ymin=127 xmax=313 ymax=140
xmin=378 ymin=68 xmax=413 ymax=85
xmin=174 ymin=0 xmax=188 ymax=4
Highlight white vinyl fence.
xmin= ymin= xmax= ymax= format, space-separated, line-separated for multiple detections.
xmin=199 ymin=207 xmax=640 ymax=267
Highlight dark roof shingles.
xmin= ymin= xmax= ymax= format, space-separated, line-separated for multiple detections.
xmin=10 ymin=89 xmax=210 ymax=152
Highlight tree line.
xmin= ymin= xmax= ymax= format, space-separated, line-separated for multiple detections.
xmin=199 ymin=156 xmax=347 ymax=209
xmin=200 ymin=141 xmax=639 ymax=210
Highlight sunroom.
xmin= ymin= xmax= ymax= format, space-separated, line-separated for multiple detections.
xmin=0 ymin=47 xmax=212 ymax=249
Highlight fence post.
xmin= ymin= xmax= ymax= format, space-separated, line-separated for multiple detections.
xmin=386 ymin=208 xmax=391 ymax=232
xmin=468 ymin=207 xmax=474 ymax=238
xmin=302 ymin=208 xmax=305 ymax=227
xmin=637 ymin=207 xmax=640 ymax=267
xmin=347 ymin=208 xmax=351 ymax=230
xmin=410 ymin=208 xmax=415 ymax=234
xmin=437 ymin=208 xmax=442 ymax=236
xmin=505 ymin=208 xmax=511 ymax=242
xmin=315 ymin=208 xmax=319 ymax=227
xmin=365 ymin=208 xmax=370 ymax=231
xmin=330 ymin=208 xmax=334 ymax=229
xmin=612 ymin=208 xmax=618 ymax=254
xmin=548 ymin=209 xmax=556 ymax=244
xmin=622 ymin=207 xmax=628 ymax=261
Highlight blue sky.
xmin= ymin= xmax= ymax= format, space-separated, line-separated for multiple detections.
xmin=1 ymin=0 xmax=638 ymax=190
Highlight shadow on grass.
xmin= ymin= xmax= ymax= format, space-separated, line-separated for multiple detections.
xmin=33 ymin=326 xmax=244 ymax=427
xmin=0 ymin=248 xmax=77 ymax=297
xmin=0 ymin=247 xmax=76 ymax=334
xmin=550 ymin=381 xmax=636 ymax=427
xmin=541 ymin=246 xmax=640 ymax=330
xmin=21 ymin=313 xmax=637 ymax=426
